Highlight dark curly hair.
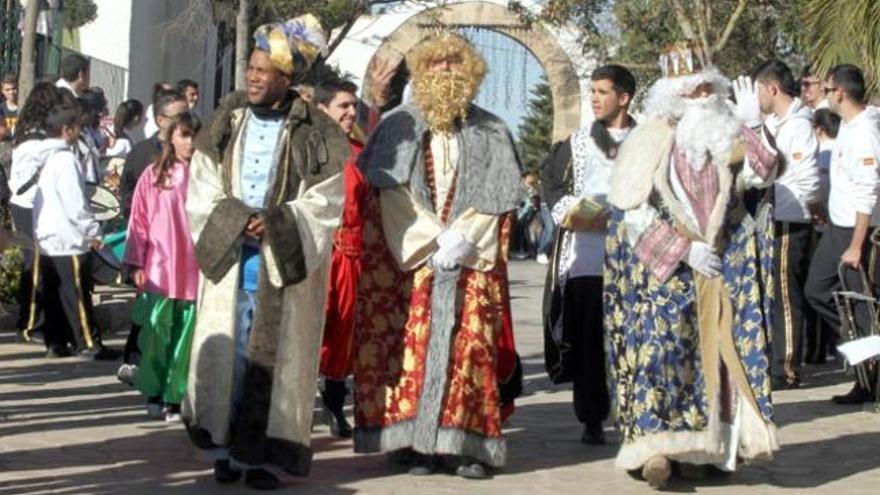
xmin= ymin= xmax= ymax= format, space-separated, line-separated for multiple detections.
xmin=14 ymin=82 xmax=64 ymax=145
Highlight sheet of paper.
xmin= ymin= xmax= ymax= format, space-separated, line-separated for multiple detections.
xmin=837 ymin=335 xmax=880 ymax=366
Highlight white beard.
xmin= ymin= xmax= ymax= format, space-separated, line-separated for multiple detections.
xmin=674 ymin=94 xmax=742 ymax=171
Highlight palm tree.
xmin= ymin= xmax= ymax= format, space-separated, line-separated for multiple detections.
xmin=803 ymin=0 xmax=880 ymax=97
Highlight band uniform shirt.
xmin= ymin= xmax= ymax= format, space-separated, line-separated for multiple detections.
xmin=828 ymin=106 xmax=880 ymax=227
xmin=765 ymin=98 xmax=820 ymax=223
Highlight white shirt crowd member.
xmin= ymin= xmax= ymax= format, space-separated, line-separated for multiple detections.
xmin=765 ymin=97 xmax=820 ymax=223
xmin=828 ymin=106 xmax=880 ymax=227
xmin=552 ymin=126 xmax=631 ymax=277
xmin=33 ymin=138 xmax=100 ymax=256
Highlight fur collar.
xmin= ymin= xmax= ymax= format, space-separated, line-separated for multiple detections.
xmin=608 ymin=118 xmax=675 ymax=210
xmin=610 ymin=118 xmax=743 ymax=247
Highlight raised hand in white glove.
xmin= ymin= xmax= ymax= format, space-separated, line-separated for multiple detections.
xmin=432 ymin=229 xmax=476 ymax=271
xmin=732 ymin=75 xmax=762 ymax=129
xmin=686 ymin=241 xmax=722 ymax=278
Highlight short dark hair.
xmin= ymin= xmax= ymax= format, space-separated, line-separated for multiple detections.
xmin=44 ymin=103 xmax=82 ymax=136
xmin=60 ymin=54 xmax=90 ymax=82
xmin=176 ymin=79 xmax=199 ymax=93
xmin=1 ymin=73 xmax=17 ymax=86
xmin=590 ymin=64 xmax=636 ymax=98
xmin=151 ymin=82 xmax=173 ymax=101
xmin=801 ymin=63 xmax=821 ymax=81
xmin=313 ymin=79 xmax=358 ymax=106
xmin=153 ymin=90 xmax=186 ymax=120
xmin=752 ymin=59 xmax=798 ymax=97
xmin=78 ymin=88 xmax=107 ymax=127
xmin=114 ymin=99 xmax=144 ymax=137
xmin=812 ymin=108 xmax=841 ymax=139
xmin=829 ymin=64 xmax=867 ymax=104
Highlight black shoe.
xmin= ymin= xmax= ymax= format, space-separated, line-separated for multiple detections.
xmin=832 ymin=383 xmax=874 ymax=405
xmin=245 ymin=468 xmax=279 ymax=490
xmin=79 ymin=346 xmax=121 ymax=361
xmin=581 ymin=423 xmax=606 ymax=445
xmin=213 ymin=459 xmax=242 ymax=484
xmin=45 ymin=346 xmax=72 ymax=358
xmin=326 ymin=409 xmax=352 ymax=438
xmin=772 ymin=376 xmax=800 ymax=390
xmin=408 ymin=454 xmax=436 ymax=476
xmin=455 ymin=459 xmax=490 ymax=480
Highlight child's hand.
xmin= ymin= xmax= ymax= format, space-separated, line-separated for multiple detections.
xmin=90 ymin=239 xmax=103 ymax=250
xmin=132 ymin=269 xmax=146 ymax=290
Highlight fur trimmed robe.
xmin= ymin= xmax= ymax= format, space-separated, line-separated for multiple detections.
xmin=182 ymin=91 xmax=349 ymax=475
xmin=604 ymin=118 xmax=780 ymax=471
xmin=352 ymin=104 xmax=522 ymax=467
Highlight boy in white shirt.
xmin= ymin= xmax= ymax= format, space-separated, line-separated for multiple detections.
xmin=752 ymin=59 xmax=820 ymax=389
xmin=32 ymin=102 xmax=118 ymax=360
xmin=804 ymin=64 xmax=880 ymax=404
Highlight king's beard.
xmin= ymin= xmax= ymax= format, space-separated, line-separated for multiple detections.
xmin=412 ymin=70 xmax=477 ymax=134
xmin=674 ymin=94 xmax=742 ymax=170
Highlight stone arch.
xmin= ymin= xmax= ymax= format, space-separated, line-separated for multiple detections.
xmin=329 ymin=1 xmax=590 ymax=142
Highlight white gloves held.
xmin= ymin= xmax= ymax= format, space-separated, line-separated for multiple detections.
xmin=686 ymin=241 xmax=722 ymax=278
xmin=732 ymin=75 xmax=763 ymax=129
xmin=432 ymin=229 xmax=476 ymax=271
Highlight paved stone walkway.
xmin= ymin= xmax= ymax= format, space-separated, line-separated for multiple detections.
xmin=1 ymin=261 xmax=879 ymax=494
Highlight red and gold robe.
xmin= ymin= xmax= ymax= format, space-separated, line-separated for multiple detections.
xmin=351 ymin=105 xmax=522 ymax=467
xmin=320 ymin=139 xmax=366 ymax=379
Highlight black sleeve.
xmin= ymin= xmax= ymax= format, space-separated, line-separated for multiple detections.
xmin=540 ymin=139 xmax=572 ymax=211
xmin=120 ymin=138 xmax=163 ymax=218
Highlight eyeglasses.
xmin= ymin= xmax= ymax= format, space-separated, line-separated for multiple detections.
xmin=823 ymin=86 xmax=838 ymax=95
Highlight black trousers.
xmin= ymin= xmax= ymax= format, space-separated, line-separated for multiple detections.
xmin=562 ymin=275 xmax=609 ymax=427
xmin=10 ymin=204 xmax=43 ymax=337
xmin=321 ymin=378 xmax=348 ymax=414
xmin=38 ymin=253 xmax=102 ymax=352
xmin=772 ymin=221 xmax=813 ymax=383
xmin=804 ymin=225 xmax=880 ymax=339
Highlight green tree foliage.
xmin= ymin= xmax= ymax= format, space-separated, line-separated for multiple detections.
xmin=63 ymin=0 xmax=98 ymax=30
xmin=528 ymin=1 xmax=807 ymax=103
xmin=517 ymin=79 xmax=554 ymax=172
xmin=803 ymin=0 xmax=880 ymax=97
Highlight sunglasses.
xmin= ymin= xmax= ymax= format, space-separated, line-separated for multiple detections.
xmin=823 ymin=86 xmax=838 ymax=95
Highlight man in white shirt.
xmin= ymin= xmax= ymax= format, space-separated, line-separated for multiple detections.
xmin=55 ymin=53 xmax=89 ymax=97
xmin=753 ymin=60 xmax=820 ymax=389
xmin=541 ymin=64 xmax=636 ymax=446
xmin=804 ymin=64 xmax=880 ymax=405
xmin=799 ymin=65 xmax=829 ymax=110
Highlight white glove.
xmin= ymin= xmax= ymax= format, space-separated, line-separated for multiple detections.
xmin=686 ymin=241 xmax=722 ymax=278
xmin=732 ymin=75 xmax=762 ymax=129
xmin=433 ymin=229 xmax=476 ymax=271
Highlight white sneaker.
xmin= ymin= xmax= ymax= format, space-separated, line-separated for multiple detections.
xmin=536 ymin=254 xmax=549 ymax=265
xmin=117 ymin=364 xmax=137 ymax=386
xmin=165 ymin=412 xmax=182 ymax=423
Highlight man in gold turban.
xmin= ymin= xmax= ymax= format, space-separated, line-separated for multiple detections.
xmin=182 ymin=14 xmax=350 ymax=490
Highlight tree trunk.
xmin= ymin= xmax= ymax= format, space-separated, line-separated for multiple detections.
xmin=18 ymin=0 xmax=40 ymax=101
xmin=234 ymin=0 xmax=250 ymax=91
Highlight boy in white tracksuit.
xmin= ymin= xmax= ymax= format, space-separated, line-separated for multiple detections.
xmin=32 ymin=102 xmax=115 ymax=359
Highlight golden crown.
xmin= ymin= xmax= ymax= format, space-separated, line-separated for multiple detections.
xmin=659 ymin=40 xmax=710 ymax=78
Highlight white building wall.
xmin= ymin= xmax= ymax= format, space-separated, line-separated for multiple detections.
xmin=72 ymin=0 xmax=225 ymax=120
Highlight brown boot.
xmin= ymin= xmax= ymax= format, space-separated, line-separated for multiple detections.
xmin=642 ymin=455 xmax=671 ymax=489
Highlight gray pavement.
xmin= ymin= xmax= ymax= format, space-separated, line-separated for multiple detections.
xmin=1 ymin=260 xmax=879 ymax=494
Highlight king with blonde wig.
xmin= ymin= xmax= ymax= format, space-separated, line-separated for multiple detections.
xmin=406 ymin=32 xmax=488 ymax=133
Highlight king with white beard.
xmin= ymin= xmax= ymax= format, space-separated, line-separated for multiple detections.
xmin=604 ymin=42 xmax=781 ymax=488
